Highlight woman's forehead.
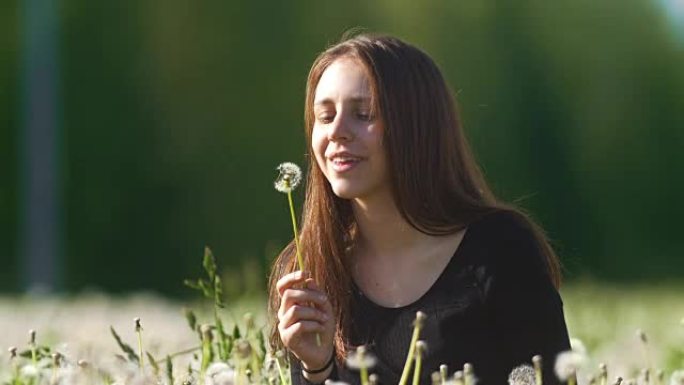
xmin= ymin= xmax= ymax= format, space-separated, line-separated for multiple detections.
xmin=313 ymin=58 xmax=373 ymax=105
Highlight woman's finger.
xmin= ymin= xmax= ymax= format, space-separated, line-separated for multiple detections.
xmin=279 ymin=304 xmax=329 ymax=329
xmin=276 ymin=270 xmax=309 ymax=297
xmin=278 ymin=287 xmax=327 ymax=317
xmin=279 ymin=320 xmax=326 ymax=346
xmin=304 ymin=278 xmax=334 ymax=316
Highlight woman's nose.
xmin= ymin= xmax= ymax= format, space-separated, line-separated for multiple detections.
xmin=328 ymin=113 xmax=353 ymax=142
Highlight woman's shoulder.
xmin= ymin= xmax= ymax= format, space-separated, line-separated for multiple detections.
xmin=466 ymin=208 xmax=549 ymax=275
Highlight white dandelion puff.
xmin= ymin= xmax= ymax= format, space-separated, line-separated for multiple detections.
xmin=346 ymin=347 xmax=377 ymax=370
xmin=508 ymin=364 xmax=536 ymax=385
xmin=274 ymin=162 xmax=302 ymax=193
xmin=325 ymin=380 xmax=351 ymax=385
xmin=670 ymin=370 xmax=684 ymax=385
xmin=554 ymin=349 xmax=587 ymax=382
xmin=206 ymin=362 xmax=235 ymax=385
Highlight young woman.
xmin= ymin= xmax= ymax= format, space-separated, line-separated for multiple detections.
xmin=268 ymin=33 xmax=571 ymax=385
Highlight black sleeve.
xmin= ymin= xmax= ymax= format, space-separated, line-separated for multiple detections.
xmin=481 ymin=214 xmax=571 ymax=385
xmin=290 ymin=354 xmax=340 ymax=385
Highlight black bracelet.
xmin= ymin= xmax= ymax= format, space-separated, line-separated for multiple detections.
xmin=302 ymin=352 xmax=335 ymax=374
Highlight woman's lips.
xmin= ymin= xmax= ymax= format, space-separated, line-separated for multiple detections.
xmin=330 ymin=157 xmax=362 ymax=173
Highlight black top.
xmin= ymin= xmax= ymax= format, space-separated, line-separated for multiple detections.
xmin=291 ymin=210 xmax=571 ymax=385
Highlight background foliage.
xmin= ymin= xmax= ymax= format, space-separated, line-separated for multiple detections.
xmin=1 ymin=0 xmax=683 ymax=295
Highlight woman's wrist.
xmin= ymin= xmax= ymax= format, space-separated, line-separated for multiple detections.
xmin=301 ymin=350 xmax=335 ymax=383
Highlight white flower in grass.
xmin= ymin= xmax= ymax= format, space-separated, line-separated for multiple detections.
xmin=508 ymin=364 xmax=535 ymax=385
xmin=325 ymin=381 xmax=351 ymax=385
xmin=569 ymin=337 xmax=587 ymax=355
xmin=670 ymin=370 xmax=684 ymax=385
xmin=206 ymin=362 xmax=236 ymax=385
xmin=345 ymin=347 xmax=377 ymax=370
xmin=554 ymin=348 xmax=587 ymax=382
xmin=21 ymin=364 xmax=40 ymax=377
xmin=274 ymin=162 xmax=302 ymax=193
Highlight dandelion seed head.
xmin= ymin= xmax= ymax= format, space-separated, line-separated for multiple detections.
xmin=28 ymin=329 xmax=36 ymax=344
xmin=670 ymin=370 xmax=684 ymax=385
xmin=554 ymin=349 xmax=587 ymax=381
xmin=21 ymin=364 xmax=40 ymax=377
xmin=8 ymin=346 xmax=17 ymax=359
xmin=345 ymin=347 xmax=377 ymax=370
xmin=275 ymin=162 xmax=302 ymax=193
xmin=325 ymin=380 xmax=351 ymax=385
xmin=134 ymin=317 xmax=142 ymax=331
xmin=569 ymin=337 xmax=587 ymax=355
xmin=463 ymin=363 xmax=474 ymax=375
xmin=508 ymin=364 xmax=535 ymax=385
xmin=206 ymin=362 xmax=235 ymax=385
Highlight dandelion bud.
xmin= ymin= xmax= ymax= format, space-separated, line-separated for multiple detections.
xmin=463 ymin=363 xmax=473 ymax=375
xmin=235 ymin=340 xmax=252 ymax=360
xmin=453 ymin=371 xmax=464 ymax=385
xmin=134 ymin=317 xmax=143 ymax=332
xmin=29 ymin=329 xmax=36 ymax=344
xmin=369 ymin=374 xmax=379 ymax=385
xmin=200 ymin=323 xmax=213 ymax=337
xmin=52 ymin=352 xmax=62 ymax=367
xmin=415 ymin=341 xmax=427 ymax=358
xmin=431 ymin=371 xmax=441 ymax=385
xmin=414 ymin=311 xmax=427 ymax=328
xmin=244 ymin=313 xmax=255 ymax=330
xmin=8 ymin=346 xmax=17 ymax=359
xmin=640 ymin=368 xmax=649 ymax=384
xmin=636 ymin=329 xmax=648 ymax=344
xmin=613 ymin=377 xmax=623 ymax=385
xmin=532 ymin=355 xmax=542 ymax=367
xmin=440 ymin=364 xmax=449 ymax=383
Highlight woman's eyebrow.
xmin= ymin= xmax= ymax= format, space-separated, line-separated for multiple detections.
xmin=314 ymin=96 xmax=372 ymax=106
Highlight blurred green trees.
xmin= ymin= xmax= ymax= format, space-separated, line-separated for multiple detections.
xmin=1 ymin=0 xmax=682 ymax=294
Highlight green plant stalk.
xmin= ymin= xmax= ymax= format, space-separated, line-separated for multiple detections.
xmin=214 ymin=307 xmax=229 ymax=360
xmin=359 ymin=350 xmax=369 ymax=385
xmin=276 ymin=356 xmax=289 ymax=385
xmin=137 ymin=328 xmax=144 ymax=374
xmin=287 ymin=189 xmax=321 ymax=347
xmin=200 ymin=336 xmax=212 ymax=385
xmin=534 ymin=366 xmax=542 ymax=385
xmin=398 ymin=324 xmax=422 ymax=385
xmin=568 ymin=375 xmax=576 ymax=385
xmin=412 ymin=353 xmax=422 ymax=385
xmin=287 ymin=191 xmax=304 ymax=272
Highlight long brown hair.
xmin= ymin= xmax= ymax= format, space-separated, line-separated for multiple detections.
xmin=268 ymin=33 xmax=562 ymax=359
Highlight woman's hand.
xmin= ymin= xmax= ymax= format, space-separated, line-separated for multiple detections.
xmin=276 ymin=270 xmax=335 ymax=373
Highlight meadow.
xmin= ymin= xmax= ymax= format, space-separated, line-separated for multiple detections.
xmin=1 ymin=264 xmax=683 ymax=385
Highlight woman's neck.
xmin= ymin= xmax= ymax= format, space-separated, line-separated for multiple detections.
xmin=351 ymin=194 xmax=430 ymax=261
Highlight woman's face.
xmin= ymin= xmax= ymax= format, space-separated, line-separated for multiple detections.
xmin=312 ymin=58 xmax=390 ymax=202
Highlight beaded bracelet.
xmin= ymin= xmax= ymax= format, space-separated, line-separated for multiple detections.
xmin=302 ymin=352 xmax=335 ymax=374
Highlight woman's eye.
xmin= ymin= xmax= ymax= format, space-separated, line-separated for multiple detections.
xmin=318 ymin=115 xmax=334 ymax=123
xmin=357 ymin=112 xmax=373 ymax=121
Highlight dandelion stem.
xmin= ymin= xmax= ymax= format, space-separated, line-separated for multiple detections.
xmin=398 ymin=313 xmax=426 ymax=385
xmin=412 ymin=347 xmax=423 ymax=385
xmin=286 ymin=190 xmax=304 ymax=273
xmin=135 ymin=318 xmax=144 ymax=375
